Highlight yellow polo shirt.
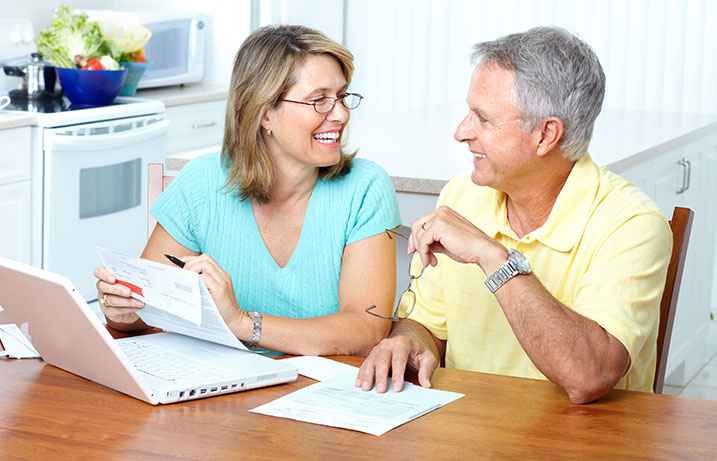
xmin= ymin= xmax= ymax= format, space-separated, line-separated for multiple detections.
xmin=405 ymin=154 xmax=672 ymax=392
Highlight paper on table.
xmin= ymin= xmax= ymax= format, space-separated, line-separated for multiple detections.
xmin=250 ymin=372 xmax=464 ymax=436
xmin=96 ymin=247 xmax=247 ymax=350
xmin=280 ymin=356 xmax=358 ymax=381
xmin=0 ymin=324 xmax=41 ymax=359
xmin=97 ymin=246 xmax=201 ymax=325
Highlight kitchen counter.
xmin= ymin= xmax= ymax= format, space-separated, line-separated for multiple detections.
xmin=135 ymin=83 xmax=228 ymax=107
xmin=0 ymin=111 xmax=35 ymax=130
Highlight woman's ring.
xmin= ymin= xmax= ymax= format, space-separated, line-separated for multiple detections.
xmin=421 ymin=222 xmax=428 ymax=231
xmin=102 ymin=293 xmax=110 ymax=307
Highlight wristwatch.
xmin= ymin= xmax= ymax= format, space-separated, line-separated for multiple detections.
xmin=246 ymin=311 xmax=262 ymax=347
xmin=484 ymin=249 xmax=531 ymax=294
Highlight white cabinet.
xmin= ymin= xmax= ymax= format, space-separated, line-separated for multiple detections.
xmin=0 ymin=126 xmax=32 ymax=264
xmin=614 ymin=134 xmax=717 ymax=386
xmin=165 ymin=100 xmax=226 ymax=155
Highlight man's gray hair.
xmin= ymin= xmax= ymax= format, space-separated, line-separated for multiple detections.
xmin=471 ymin=26 xmax=605 ymax=161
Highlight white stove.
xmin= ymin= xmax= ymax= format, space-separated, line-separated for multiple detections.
xmin=1 ymin=18 xmax=169 ymax=302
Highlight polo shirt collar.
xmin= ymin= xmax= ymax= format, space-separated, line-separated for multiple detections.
xmin=483 ymin=154 xmax=599 ymax=252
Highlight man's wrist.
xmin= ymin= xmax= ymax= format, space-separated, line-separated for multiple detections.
xmin=479 ymin=243 xmax=510 ymax=275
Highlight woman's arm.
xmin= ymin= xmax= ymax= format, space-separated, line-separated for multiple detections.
xmin=142 ymin=223 xmax=396 ymax=356
xmin=249 ymin=231 xmax=396 ymax=356
xmin=184 ymin=230 xmax=397 ymax=356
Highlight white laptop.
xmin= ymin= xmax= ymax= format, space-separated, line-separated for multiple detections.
xmin=0 ymin=256 xmax=298 ymax=404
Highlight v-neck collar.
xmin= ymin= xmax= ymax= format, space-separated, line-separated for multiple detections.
xmin=249 ymin=180 xmax=320 ymax=271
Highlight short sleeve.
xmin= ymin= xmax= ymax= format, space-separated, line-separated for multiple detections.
xmin=571 ymin=212 xmax=672 ymax=369
xmin=150 ymin=154 xmax=216 ymax=252
xmin=345 ymin=160 xmax=401 ymax=244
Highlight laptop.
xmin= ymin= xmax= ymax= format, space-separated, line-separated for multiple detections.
xmin=0 ymin=256 xmax=298 ymax=404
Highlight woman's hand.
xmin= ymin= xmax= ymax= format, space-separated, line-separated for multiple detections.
xmin=93 ymin=266 xmax=146 ymax=327
xmin=178 ymin=254 xmax=248 ymax=336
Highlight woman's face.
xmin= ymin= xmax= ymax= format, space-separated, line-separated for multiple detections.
xmin=262 ymin=54 xmax=350 ymax=175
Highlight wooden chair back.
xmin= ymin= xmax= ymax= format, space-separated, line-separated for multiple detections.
xmin=654 ymin=206 xmax=694 ymax=393
xmin=147 ymin=163 xmax=174 ymax=238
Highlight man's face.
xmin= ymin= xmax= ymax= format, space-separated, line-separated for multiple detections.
xmin=454 ymin=63 xmax=539 ymax=192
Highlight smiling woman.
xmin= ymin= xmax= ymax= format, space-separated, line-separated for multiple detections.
xmin=93 ymin=24 xmax=402 ymax=357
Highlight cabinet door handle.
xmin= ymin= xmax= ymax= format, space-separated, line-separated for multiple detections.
xmin=192 ymin=121 xmax=217 ymax=129
xmin=677 ymin=158 xmax=690 ymax=194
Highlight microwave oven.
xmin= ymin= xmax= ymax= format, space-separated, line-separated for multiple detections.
xmin=84 ymin=10 xmax=206 ymax=89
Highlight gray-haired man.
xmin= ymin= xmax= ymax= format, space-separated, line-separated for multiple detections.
xmin=357 ymin=26 xmax=671 ymax=404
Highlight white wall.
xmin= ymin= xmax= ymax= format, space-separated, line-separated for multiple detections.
xmin=343 ymin=0 xmax=717 ymax=120
xmin=256 ymin=0 xmax=344 ymax=44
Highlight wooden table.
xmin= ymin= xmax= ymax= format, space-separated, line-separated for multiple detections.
xmin=2 ymin=313 xmax=717 ymax=459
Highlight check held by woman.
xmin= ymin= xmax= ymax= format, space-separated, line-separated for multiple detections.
xmin=94 ymin=25 xmax=401 ymax=356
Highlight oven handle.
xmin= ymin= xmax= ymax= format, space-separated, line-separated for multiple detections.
xmin=48 ymin=119 xmax=170 ymax=151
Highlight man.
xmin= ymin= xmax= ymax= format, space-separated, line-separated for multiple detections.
xmin=356 ymin=26 xmax=672 ymax=404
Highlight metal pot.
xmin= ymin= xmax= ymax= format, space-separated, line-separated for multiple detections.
xmin=3 ymin=52 xmax=63 ymax=100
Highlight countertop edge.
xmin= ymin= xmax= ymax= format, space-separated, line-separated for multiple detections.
xmin=134 ymin=83 xmax=228 ymax=107
xmin=0 ymin=113 xmax=35 ymax=130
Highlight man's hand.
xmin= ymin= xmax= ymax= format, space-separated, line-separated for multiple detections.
xmin=409 ymin=205 xmax=506 ymax=272
xmin=356 ymin=319 xmax=442 ymax=393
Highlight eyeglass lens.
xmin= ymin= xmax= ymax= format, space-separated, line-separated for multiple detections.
xmin=364 ymin=228 xmax=425 ymax=322
xmin=315 ymin=93 xmax=362 ymax=113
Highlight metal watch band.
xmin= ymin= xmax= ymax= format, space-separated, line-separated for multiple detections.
xmin=484 ymin=262 xmax=519 ymax=294
xmin=246 ymin=311 xmax=262 ymax=347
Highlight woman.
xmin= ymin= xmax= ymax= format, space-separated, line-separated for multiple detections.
xmin=93 ymin=25 xmax=400 ymax=356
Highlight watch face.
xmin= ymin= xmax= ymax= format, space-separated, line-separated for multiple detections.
xmin=507 ymin=249 xmax=531 ymax=274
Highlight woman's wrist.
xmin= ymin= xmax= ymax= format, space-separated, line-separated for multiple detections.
xmin=228 ymin=306 xmax=252 ymax=342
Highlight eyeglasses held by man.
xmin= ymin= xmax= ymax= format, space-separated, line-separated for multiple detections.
xmin=365 ymin=228 xmax=425 ymax=322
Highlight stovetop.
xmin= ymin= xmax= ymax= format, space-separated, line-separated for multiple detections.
xmin=1 ymin=95 xmax=165 ymax=128
xmin=4 ymin=95 xmax=73 ymax=113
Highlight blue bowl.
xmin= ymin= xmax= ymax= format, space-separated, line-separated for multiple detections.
xmin=56 ymin=67 xmax=128 ymax=106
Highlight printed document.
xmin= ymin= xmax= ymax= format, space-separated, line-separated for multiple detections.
xmin=97 ymin=247 xmax=247 ymax=350
xmin=250 ymin=372 xmax=464 ymax=436
xmin=280 ymin=356 xmax=359 ymax=381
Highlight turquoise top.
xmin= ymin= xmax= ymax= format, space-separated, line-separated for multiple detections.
xmin=151 ymin=152 xmax=401 ymax=319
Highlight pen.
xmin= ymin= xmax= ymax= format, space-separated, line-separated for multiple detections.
xmin=164 ymin=254 xmax=185 ymax=268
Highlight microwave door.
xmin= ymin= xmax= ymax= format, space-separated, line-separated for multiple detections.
xmin=42 ymin=118 xmax=169 ymax=301
xmin=141 ymin=19 xmax=192 ymax=81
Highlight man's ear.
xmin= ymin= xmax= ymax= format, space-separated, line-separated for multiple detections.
xmin=536 ymin=116 xmax=564 ymax=157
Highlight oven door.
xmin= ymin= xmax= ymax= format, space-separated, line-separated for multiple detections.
xmin=43 ymin=115 xmax=169 ymax=301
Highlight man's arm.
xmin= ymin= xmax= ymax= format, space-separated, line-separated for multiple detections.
xmin=409 ymin=205 xmax=658 ymax=404
xmin=356 ymin=318 xmax=446 ymax=393
xmin=490 ymin=272 xmax=629 ymax=404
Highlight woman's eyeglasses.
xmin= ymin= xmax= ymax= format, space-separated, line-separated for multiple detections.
xmin=365 ymin=229 xmax=425 ymax=322
xmin=280 ymin=92 xmax=363 ymax=114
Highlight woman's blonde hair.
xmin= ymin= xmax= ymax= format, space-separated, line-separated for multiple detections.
xmin=222 ymin=24 xmax=356 ymax=203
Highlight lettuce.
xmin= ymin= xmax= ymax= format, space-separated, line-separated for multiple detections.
xmin=34 ymin=5 xmax=121 ymax=68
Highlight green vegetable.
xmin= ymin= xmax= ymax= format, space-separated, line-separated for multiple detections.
xmin=34 ymin=5 xmax=121 ymax=68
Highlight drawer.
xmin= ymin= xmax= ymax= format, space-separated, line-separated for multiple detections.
xmin=0 ymin=127 xmax=32 ymax=186
xmin=165 ymin=100 xmax=226 ymax=154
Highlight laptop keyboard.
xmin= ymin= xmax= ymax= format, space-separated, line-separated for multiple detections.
xmin=119 ymin=339 xmax=233 ymax=383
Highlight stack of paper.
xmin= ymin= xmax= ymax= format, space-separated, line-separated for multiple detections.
xmin=251 ymin=372 xmax=463 ymax=436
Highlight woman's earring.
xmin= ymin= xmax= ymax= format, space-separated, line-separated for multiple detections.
xmin=266 ymin=129 xmax=272 ymax=136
